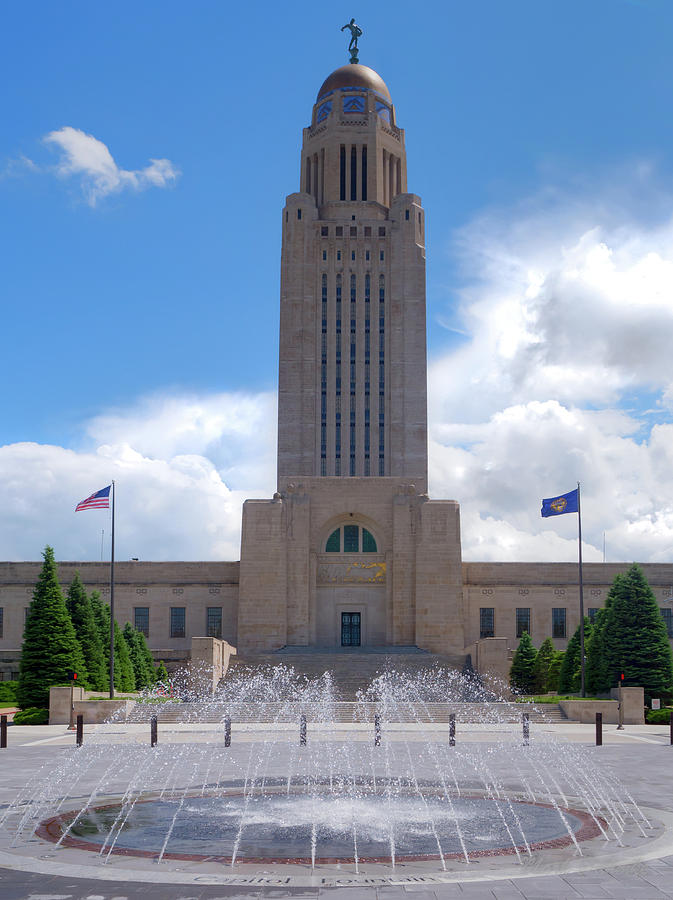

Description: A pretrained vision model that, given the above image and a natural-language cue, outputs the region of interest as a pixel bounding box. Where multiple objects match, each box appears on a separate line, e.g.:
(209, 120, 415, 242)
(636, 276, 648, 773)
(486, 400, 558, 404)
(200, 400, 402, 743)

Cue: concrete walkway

(0, 722, 672, 899)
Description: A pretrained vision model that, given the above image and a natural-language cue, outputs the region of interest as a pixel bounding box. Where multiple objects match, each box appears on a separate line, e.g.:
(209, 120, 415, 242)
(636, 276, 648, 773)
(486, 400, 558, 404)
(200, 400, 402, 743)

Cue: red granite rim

(35, 792, 607, 865)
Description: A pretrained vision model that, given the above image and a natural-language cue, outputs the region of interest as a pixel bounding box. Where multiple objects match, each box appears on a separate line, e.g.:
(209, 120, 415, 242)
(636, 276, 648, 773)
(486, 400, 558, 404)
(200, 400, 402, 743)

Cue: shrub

(13, 707, 49, 725)
(0, 680, 18, 705)
(646, 707, 673, 725)
(509, 632, 537, 694)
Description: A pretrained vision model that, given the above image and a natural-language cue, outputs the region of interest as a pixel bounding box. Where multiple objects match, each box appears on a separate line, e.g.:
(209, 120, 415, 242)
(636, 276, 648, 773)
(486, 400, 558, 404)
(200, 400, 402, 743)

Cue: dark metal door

(341, 612, 361, 646)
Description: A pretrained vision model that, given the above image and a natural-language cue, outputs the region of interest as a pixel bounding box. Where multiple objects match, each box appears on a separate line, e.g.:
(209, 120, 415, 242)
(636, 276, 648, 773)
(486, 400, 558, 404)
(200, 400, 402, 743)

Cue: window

(480, 608, 494, 639)
(365, 250, 370, 261)
(170, 607, 186, 639)
(134, 607, 149, 637)
(351, 250, 355, 261)
(380, 250, 384, 261)
(0, 607, 3, 639)
(207, 607, 222, 638)
(516, 608, 530, 639)
(322, 250, 327, 261)
(552, 608, 566, 639)
(336, 226, 343, 237)
(405, 209, 409, 220)
(337, 250, 341, 261)
(588, 607, 600, 624)
(325, 525, 377, 553)
(661, 608, 673, 638)
(321, 226, 329, 237)
(378, 227, 386, 237)
(297, 208, 302, 220)
(350, 226, 357, 237)
(364, 226, 371, 237)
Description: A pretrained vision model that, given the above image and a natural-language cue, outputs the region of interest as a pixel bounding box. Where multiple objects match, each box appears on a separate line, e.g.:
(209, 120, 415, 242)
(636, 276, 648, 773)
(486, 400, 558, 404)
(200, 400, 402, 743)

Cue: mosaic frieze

(318, 561, 386, 585)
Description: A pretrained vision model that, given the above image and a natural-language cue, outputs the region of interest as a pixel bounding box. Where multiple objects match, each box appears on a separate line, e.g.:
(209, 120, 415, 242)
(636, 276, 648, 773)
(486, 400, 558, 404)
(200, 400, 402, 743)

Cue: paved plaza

(1, 720, 673, 899)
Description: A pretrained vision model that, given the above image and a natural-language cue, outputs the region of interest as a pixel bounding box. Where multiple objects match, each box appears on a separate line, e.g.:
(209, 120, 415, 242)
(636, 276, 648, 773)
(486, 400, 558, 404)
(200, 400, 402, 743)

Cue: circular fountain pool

(39, 784, 600, 864)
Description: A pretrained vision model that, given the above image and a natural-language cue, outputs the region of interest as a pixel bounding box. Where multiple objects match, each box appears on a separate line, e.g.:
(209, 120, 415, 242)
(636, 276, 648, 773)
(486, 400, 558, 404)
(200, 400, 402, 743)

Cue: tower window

(350, 226, 357, 237)
(361, 145, 367, 201)
(326, 529, 340, 552)
(365, 250, 370, 261)
(337, 250, 341, 261)
(323, 250, 327, 261)
(336, 226, 343, 237)
(380, 250, 384, 261)
(364, 226, 371, 237)
(321, 226, 329, 237)
(351, 250, 355, 261)
(350, 145, 357, 201)
(297, 209, 302, 220)
(340, 145, 346, 201)
(378, 227, 386, 237)
(405, 209, 409, 220)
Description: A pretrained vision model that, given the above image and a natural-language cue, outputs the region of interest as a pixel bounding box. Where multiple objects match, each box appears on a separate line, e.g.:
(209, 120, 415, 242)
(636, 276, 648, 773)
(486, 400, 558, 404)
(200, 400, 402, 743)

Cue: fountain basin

(38, 783, 603, 864)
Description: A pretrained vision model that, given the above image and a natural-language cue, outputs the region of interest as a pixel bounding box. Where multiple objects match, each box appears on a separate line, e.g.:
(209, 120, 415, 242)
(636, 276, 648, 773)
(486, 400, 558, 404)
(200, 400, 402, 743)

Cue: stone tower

(277, 64, 428, 489)
(238, 58, 464, 660)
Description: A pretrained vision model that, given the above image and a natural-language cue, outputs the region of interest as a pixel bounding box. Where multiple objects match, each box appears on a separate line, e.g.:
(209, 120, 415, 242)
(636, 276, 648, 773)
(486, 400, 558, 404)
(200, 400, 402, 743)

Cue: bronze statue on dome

(341, 18, 362, 64)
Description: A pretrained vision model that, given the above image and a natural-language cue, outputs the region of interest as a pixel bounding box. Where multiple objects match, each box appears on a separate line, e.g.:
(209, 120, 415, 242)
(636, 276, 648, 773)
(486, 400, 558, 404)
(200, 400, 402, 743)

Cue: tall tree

(17, 547, 86, 709)
(66, 572, 107, 691)
(89, 591, 136, 692)
(558, 617, 593, 694)
(122, 623, 155, 690)
(546, 651, 564, 693)
(603, 564, 673, 702)
(532, 637, 556, 693)
(509, 632, 537, 694)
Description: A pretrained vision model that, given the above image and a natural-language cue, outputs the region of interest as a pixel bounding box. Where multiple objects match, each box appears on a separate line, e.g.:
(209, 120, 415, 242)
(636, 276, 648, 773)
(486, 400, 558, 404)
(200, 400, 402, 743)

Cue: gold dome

(317, 64, 391, 102)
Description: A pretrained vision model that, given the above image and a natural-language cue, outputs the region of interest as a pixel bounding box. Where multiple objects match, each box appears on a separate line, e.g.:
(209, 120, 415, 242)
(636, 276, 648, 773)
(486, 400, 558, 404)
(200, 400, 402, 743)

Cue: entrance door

(341, 612, 361, 647)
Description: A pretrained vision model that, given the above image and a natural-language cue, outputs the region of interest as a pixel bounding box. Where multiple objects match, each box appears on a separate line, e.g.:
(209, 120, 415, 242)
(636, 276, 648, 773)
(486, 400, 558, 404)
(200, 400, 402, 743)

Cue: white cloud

(0, 392, 276, 562)
(429, 175, 673, 563)
(43, 126, 179, 205)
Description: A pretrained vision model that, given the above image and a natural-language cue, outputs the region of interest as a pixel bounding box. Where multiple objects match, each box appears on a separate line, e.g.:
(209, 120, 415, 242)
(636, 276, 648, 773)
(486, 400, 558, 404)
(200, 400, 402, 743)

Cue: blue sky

(2, 0, 673, 563)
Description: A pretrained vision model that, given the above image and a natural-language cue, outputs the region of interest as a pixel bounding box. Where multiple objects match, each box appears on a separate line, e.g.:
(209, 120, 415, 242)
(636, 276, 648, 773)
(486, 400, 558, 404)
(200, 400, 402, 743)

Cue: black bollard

(374, 713, 381, 746)
(595, 711, 603, 746)
(150, 715, 158, 748)
(522, 712, 530, 747)
(0, 714, 7, 749)
(449, 713, 456, 747)
(224, 715, 231, 747)
(670, 710, 673, 746)
(300, 713, 307, 746)
(76, 714, 83, 747)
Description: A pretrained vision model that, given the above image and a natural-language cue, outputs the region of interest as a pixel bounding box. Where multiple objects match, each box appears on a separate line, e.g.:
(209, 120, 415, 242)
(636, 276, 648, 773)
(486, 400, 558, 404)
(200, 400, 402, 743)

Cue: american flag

(75, 485, 111, 512)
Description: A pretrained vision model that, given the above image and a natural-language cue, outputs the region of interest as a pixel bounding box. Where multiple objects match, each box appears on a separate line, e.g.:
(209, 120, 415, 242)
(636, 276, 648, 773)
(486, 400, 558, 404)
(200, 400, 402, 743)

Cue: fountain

(0, 665, 657, 885)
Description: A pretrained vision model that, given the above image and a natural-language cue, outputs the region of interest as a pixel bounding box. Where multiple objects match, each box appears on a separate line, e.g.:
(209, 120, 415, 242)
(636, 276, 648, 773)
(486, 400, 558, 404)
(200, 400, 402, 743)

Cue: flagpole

(577, 480, 586, 698)
(109, 480, 115, 700)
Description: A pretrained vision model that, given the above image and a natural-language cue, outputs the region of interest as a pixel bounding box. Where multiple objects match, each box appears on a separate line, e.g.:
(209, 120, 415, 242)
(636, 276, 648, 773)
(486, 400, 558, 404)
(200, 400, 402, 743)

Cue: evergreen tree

(89, 591, 135, 692)
(136, 629, 157, 684)
(66, 572, 107, 691)
(17, 547, 86, 709)
(532, 637, 556, 693)
(546, 651, 564, 693)
(122, 623, 155, 690)
(558, 617, 593, 694)
(585, 606, 611, 695)
(155, 660, 169, 683)
(114, 621, 136, 692)
(603, 564, 673, 702)
(509, 632, 537, 694)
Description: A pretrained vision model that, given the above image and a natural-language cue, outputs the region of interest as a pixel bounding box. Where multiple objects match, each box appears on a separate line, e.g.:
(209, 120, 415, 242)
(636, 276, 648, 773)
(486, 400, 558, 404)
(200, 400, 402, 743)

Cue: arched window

(325, 525, 377, 553)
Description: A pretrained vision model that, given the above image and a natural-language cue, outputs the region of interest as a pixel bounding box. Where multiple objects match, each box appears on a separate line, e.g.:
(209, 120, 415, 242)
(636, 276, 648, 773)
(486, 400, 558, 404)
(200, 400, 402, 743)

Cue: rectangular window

(0, 607, 3, 639)
(170, 607, 186, 639)
(336, 226, 343, 237)
(339, 146, 346, 200)
(364, 226, 371, 237)
(322, 250, 327, 260)
(337, 250, 341, 261)
(661, 608, 673, 638)
(344, 524, 359, 552)
(588, 607, 600, 623)
(361, 146, 367, 200)
(552, 607, 566, 639)
(350, 145, 357, 201)
(365, 250, 370, 261)
(134, 607, 149, 637)
(516, 608, 530, 639)
(321, 226, 329, 237)
(297, 208, 302, 220)
(380, 250, 384, 261)
(405, 209, 409, 220)
(480, 608, 495, 639)
(351, 250, 355, 261)
(378, 227, 386, 237)
(350, 226, 357, 237)
(206, 607, 222, 638)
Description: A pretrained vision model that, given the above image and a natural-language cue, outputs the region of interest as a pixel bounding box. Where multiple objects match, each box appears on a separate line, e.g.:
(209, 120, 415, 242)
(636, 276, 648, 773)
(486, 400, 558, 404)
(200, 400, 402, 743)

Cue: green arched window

(325, 525, 377, 553)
